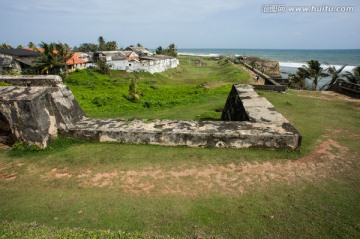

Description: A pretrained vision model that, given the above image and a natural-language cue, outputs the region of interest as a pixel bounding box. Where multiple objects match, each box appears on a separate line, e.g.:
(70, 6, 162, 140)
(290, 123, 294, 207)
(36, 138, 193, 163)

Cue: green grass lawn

(63, 56, 251, 119)
(0, 56, 360, 238)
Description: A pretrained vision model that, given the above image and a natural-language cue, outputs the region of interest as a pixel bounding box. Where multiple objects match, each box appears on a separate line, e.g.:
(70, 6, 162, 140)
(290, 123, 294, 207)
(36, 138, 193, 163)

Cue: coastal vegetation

(73, 36, 118, 52)
(343, 65, 360, 84)
(321, 64, 347, 90)
(155, 43, 178, 57)
(288, 60, 359, 91)
(1, 55, 359, 238)
(34, 42, 73, 75)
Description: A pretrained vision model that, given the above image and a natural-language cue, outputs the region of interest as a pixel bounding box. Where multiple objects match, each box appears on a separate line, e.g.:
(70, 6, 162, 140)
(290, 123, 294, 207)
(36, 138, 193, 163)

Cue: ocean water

(178, 49, 360, 79)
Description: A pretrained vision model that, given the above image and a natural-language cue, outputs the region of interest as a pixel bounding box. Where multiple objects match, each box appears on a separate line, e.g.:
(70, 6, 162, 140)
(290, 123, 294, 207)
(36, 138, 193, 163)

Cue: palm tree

(55, 43, 73, 77)
(34, 42, 72, 75)
(105, 41, 117, 51)
(288, 67, 308, 90)
(343, 66, 360, 84)
(35, 42, 60, 74)
(27, 42, 36, 48)
(155, 46, 163, 55)
(167, 43, 177, 57)
(0, 43, 12, 49)
(98, 36, 106, 51)
(299, 60, 329, 91)
(321, 64, 347, 90)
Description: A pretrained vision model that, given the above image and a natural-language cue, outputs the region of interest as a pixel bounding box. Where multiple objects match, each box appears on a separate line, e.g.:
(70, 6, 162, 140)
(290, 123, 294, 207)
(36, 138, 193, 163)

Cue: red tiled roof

(66, 55, 86, 65)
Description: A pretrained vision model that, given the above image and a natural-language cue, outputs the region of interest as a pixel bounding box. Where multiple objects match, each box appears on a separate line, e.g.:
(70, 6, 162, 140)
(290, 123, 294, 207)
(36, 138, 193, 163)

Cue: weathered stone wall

(252, 84, 287, 92)
(221, 85, 301, 149)
(0, 75, 63, 87)
(0, 111, 14, 145)
(67, 85, 301, 150)
(0, 76, 301, 150)
(242, 56, 281, 78)
(0, 54, 21, 71)
(0, 76, 85, 148)
(67, 117, 301, 150)
(221, 85, 249, 121)
(240, 60, 287, 92)
(330, 80, 360, 98)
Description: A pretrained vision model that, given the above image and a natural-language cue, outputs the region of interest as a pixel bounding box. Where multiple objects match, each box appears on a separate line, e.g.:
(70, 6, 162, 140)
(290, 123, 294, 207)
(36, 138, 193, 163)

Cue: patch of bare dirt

(16, 137, 351, 197)
(298, 140, 348, 163)
(42, 168, 72, 179)
(78, 171, 118, 188)
(61, 139, 351, 196)
(294, 90, 360, 104)
(0, 164, 18, 181)
(321, 91, 360, 103)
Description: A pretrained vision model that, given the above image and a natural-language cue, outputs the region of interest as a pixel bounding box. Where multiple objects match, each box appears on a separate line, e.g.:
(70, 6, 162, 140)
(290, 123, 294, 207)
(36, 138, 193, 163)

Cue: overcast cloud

(1, 0, 359, 49)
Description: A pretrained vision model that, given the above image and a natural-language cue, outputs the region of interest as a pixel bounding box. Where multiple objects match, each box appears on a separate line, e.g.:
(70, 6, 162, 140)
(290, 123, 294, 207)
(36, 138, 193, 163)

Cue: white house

(94, 47, 179, 73)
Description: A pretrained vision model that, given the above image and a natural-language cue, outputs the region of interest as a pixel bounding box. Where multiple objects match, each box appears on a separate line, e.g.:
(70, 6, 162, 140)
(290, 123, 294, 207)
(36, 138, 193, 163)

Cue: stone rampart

(0, 76, 85, 148)
(0, 75, 63, 87)
(68, 85, 301, 150)
(0, 76, 301, 150)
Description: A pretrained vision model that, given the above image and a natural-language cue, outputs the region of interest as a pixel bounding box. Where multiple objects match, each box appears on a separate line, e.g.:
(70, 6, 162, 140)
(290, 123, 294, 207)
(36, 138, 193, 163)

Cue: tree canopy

(73, 36, 118, 52)
(343, 66, 360, 84)
(155, 43, 178, 57)
(34, 42, 73, 75)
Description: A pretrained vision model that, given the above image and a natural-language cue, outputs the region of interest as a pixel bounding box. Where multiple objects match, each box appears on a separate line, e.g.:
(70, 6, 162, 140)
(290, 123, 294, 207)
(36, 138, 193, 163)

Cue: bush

(128, 79, 139, 101)
(10, 141, 43, 155)
(0, 69, 20, 75)
(97, 59, 111, 75)
(91, 96, 112, 107)
(0, 82, 12, 86)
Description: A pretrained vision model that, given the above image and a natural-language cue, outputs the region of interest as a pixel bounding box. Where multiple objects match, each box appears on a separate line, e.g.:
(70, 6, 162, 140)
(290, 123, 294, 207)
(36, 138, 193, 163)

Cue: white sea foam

(279, 62, 356, 71)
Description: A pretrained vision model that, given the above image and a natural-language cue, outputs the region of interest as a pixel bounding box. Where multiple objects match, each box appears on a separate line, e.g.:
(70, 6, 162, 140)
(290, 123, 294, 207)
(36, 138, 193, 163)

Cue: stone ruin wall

(243, 56, 282, 78)
(0, 75, 85, 148)
(0, 75, 301, 150)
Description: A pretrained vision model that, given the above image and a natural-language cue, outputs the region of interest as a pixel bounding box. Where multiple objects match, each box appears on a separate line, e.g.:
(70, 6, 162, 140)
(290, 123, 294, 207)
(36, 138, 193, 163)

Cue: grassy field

(63, 56, 251, 119)
(0, 56, 360, 238)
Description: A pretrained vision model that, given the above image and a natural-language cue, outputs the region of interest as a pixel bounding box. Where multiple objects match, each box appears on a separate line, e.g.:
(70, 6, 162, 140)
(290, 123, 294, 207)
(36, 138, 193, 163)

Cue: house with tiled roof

(66, 52, 92, 72)
(0, 48, 94, 73)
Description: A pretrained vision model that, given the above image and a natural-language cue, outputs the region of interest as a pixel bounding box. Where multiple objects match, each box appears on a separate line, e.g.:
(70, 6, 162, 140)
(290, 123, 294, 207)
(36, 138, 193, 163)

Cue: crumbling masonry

(0, 75, 301, 150)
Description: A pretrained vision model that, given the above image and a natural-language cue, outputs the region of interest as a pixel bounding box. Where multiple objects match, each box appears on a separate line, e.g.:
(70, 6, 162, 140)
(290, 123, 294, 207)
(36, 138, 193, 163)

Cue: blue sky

(1, 0, 359, 49)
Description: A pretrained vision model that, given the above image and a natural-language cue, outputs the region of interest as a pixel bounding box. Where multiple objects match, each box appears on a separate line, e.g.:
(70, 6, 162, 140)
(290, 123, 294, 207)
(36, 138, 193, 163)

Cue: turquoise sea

(177, 49, 360, 79)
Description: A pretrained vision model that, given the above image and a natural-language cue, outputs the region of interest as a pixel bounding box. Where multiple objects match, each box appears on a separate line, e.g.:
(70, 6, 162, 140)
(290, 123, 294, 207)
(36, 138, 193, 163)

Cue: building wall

(107, 58, 179, 74)
(0, 54, 22, 71)
(68, 63, 88, 72)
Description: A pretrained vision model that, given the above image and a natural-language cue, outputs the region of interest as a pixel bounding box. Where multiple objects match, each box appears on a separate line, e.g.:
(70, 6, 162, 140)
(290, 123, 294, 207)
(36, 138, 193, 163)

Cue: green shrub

(0, 82, 12, 86)
(10, 141, 43, 155)
(97, 59, 111, 75)
(128, 79, 139, 101)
